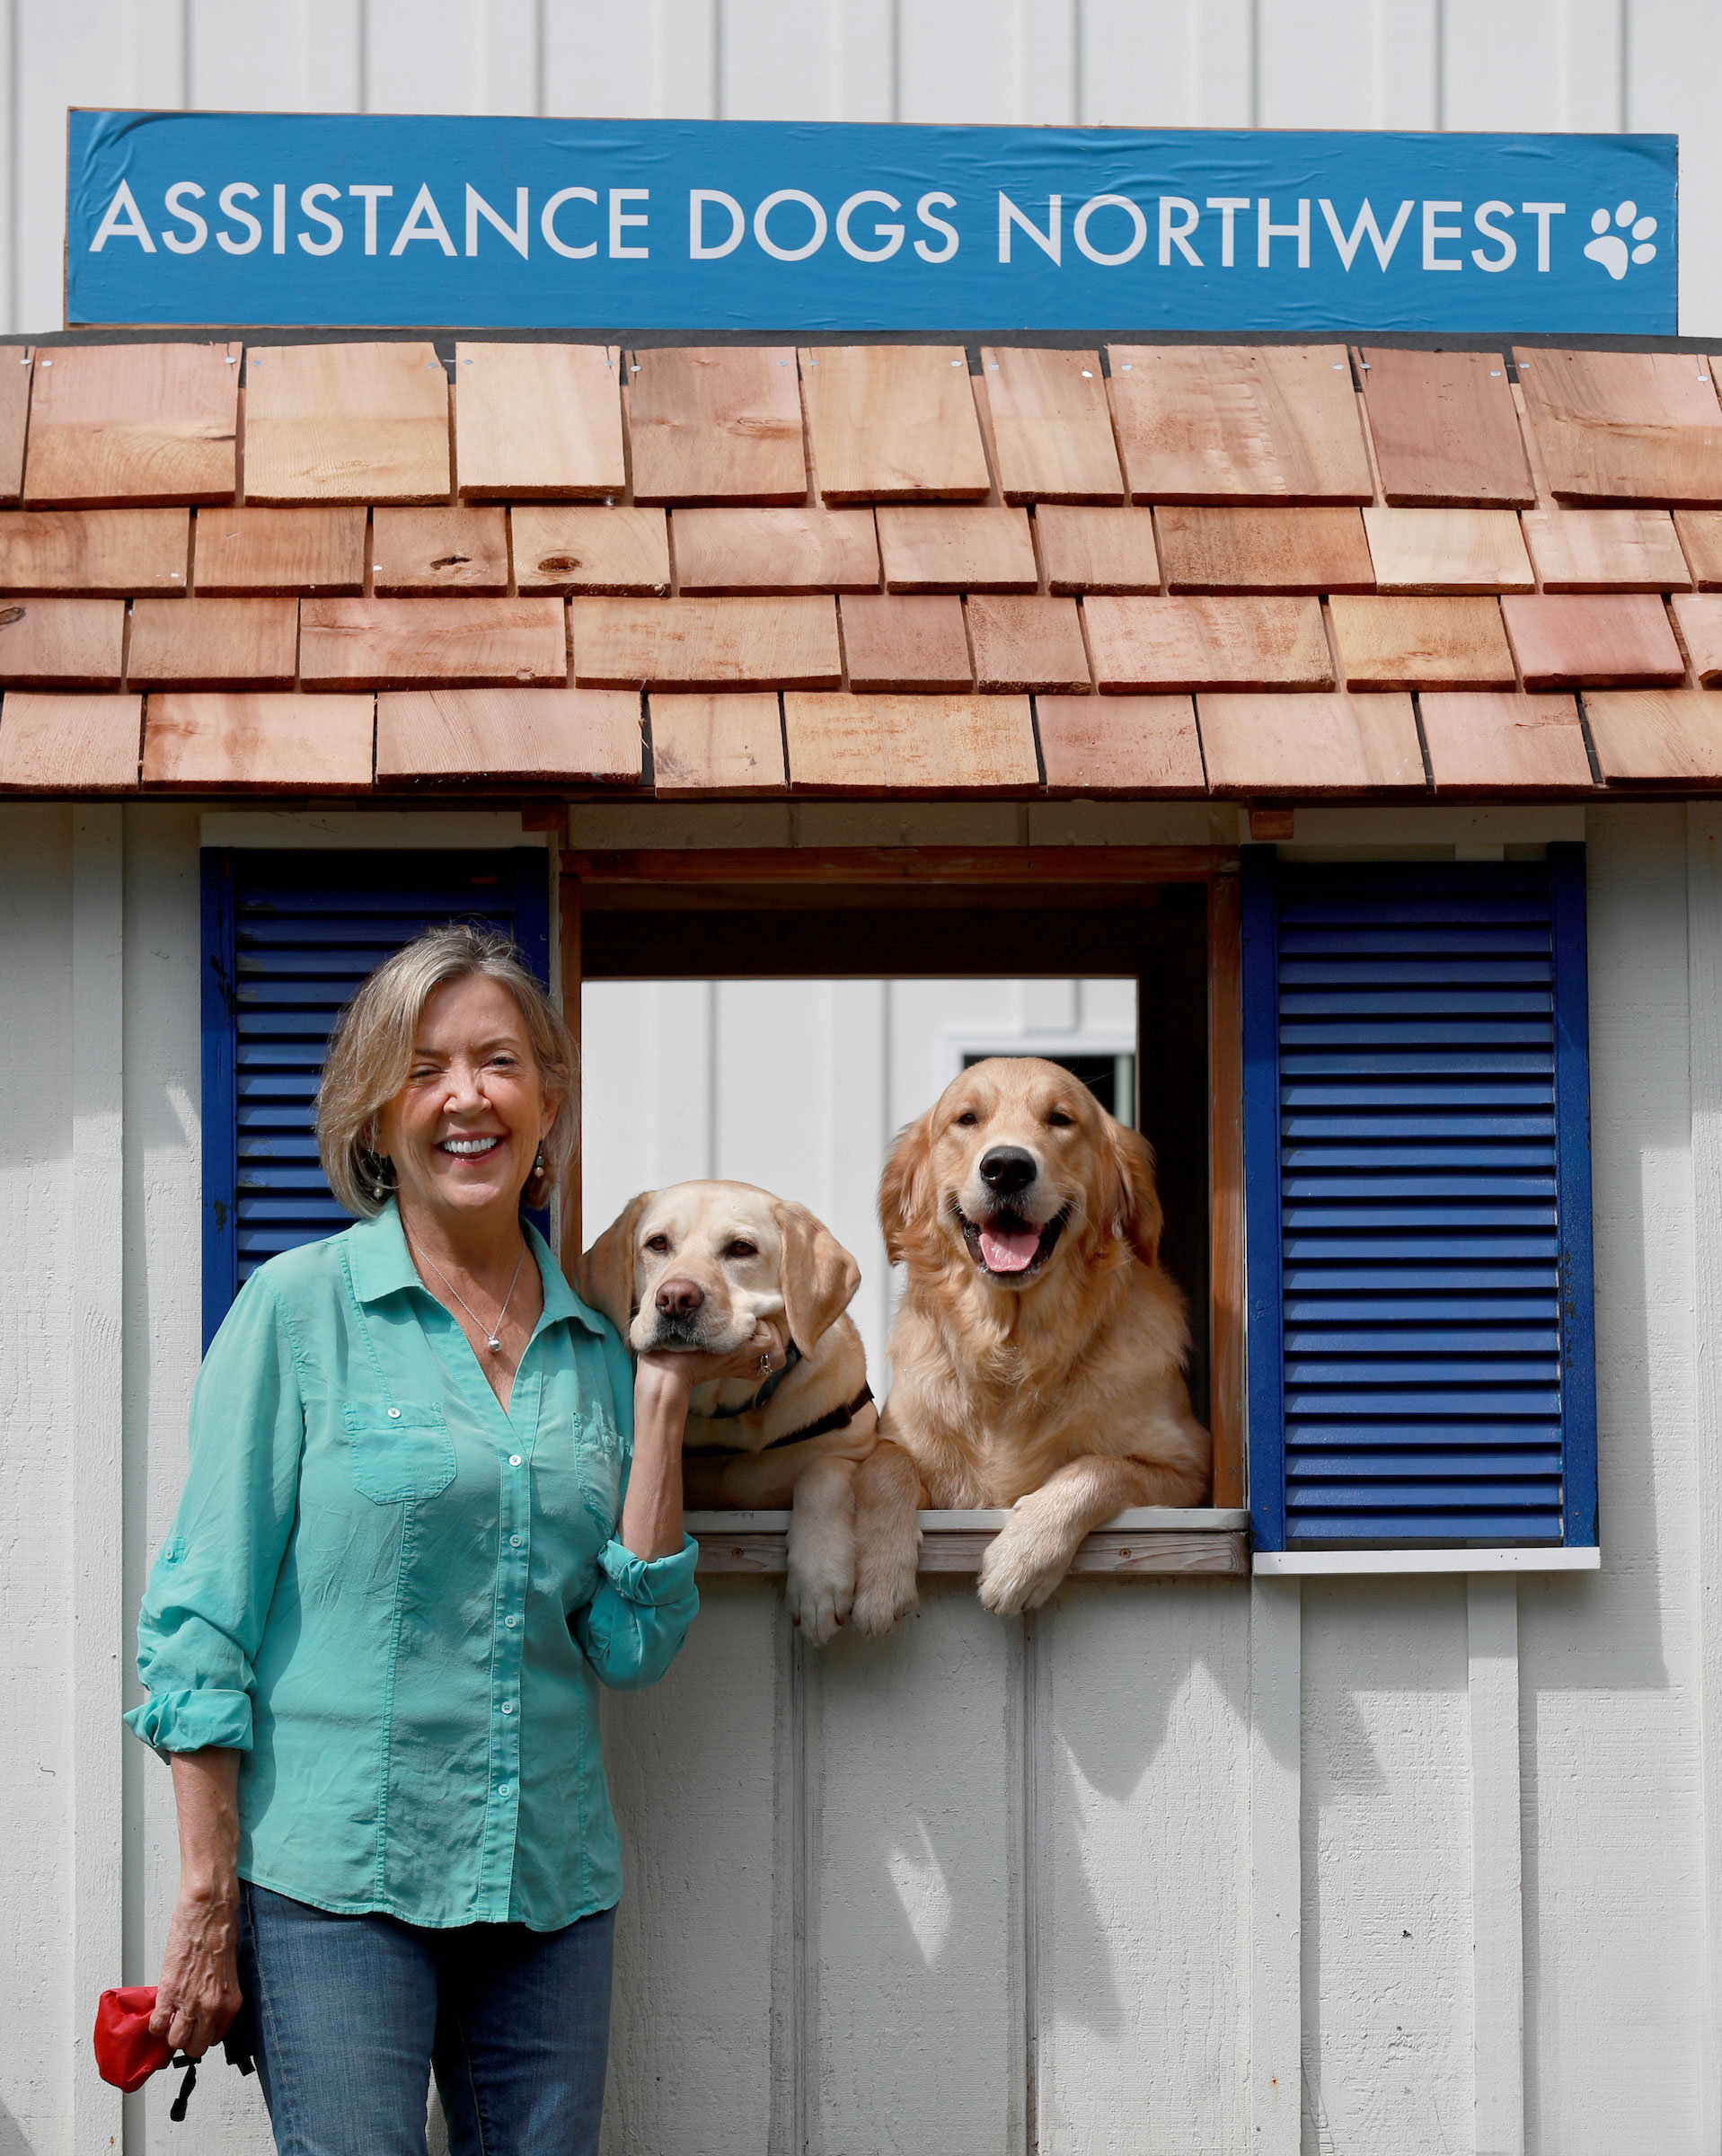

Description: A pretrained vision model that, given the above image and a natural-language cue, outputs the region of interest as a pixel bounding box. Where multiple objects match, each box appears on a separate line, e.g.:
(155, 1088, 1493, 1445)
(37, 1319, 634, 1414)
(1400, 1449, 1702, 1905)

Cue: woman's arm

(621, 1321, 787, 1560)
(150, 1749, 243, 2057)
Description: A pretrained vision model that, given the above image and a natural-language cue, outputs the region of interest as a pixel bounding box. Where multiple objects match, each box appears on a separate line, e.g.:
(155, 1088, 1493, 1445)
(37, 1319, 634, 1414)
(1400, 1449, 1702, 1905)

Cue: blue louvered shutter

(1241, 846, 1597, 1552)
(201, 848, 551, 1348)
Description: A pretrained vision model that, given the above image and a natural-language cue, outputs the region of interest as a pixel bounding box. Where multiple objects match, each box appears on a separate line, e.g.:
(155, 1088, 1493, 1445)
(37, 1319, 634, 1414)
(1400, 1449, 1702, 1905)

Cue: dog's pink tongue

(979, 1223, 1039, 1272)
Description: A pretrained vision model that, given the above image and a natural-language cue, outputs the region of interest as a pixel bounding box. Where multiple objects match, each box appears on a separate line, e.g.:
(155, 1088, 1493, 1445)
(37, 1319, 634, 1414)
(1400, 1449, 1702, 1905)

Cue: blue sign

(66, 110, 1676, 335)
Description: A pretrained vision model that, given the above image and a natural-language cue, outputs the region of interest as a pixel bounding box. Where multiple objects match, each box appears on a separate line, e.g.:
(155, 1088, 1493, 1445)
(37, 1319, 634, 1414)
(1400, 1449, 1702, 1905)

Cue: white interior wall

(4, 0, 1718, 335)
(580, 976, 1136, 1378)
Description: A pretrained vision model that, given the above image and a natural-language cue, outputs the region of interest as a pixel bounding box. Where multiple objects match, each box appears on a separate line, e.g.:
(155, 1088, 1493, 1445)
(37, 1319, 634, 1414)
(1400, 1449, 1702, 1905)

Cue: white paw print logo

(1585, 200, 1658, 281)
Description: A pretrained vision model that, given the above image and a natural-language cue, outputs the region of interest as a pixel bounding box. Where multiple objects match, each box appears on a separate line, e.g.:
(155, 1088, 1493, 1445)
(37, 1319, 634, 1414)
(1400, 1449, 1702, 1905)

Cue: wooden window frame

(559, 845, 1246, 1511)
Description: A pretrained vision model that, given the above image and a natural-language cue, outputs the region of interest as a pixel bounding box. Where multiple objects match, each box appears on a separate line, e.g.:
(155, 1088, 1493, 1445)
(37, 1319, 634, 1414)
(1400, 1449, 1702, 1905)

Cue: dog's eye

(1047, 1109, 1074, 1127)
(644, 1233, 671, 1255)
(955, 1109, 978, 1127)
(724, 1240, 758, 1259)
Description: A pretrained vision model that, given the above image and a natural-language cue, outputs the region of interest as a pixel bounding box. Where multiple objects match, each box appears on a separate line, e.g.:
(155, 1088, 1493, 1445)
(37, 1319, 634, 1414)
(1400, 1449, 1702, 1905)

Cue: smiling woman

(126, 920, 788, 2156)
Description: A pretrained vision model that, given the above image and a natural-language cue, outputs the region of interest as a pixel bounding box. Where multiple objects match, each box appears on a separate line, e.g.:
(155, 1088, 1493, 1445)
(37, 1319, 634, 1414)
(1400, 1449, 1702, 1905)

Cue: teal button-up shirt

(127, 1202, 697, 1931)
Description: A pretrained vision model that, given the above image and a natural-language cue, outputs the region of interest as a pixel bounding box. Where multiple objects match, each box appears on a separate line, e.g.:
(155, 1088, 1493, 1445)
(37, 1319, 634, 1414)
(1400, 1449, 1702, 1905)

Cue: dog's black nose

(979, 1146, 1038, 1196)
(655, 1277, 704, 1317)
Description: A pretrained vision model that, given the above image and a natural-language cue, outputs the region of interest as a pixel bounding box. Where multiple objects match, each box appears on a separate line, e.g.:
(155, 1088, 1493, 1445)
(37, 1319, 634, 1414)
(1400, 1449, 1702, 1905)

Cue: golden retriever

(852, 1056, 1210, 1629)
(577, 1182, 878, 1642)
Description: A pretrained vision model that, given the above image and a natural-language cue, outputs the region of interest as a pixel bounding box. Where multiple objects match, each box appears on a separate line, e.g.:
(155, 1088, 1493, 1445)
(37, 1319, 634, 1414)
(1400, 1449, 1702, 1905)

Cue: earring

(533, 1146, 546, 1180)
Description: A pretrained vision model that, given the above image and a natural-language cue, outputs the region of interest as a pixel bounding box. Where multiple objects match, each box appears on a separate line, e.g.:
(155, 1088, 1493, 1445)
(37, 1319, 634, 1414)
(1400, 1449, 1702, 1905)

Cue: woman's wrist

(180, 1868, 239, 1905)
(635, 1351, 697, 1407)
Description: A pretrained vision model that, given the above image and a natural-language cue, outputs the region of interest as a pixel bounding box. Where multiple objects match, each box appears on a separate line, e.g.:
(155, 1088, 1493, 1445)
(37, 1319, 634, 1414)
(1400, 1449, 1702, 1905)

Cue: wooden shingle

(1084, 596, 1333, 693)
(980, 348, 1125, 503)
(0, 693, 141, 790)
(194, 506, 366, 596)
(1362, 508, 1533, 594)
(629, 347, 807, 506)
(1513, 349, 1722, 505)
(300, 597, 567, 690)
(371, 507, 509, 596)
(245, 343, 450, 505)
(967, 596, 1091, 693)
(1672, 596, 1722, 685)
(127, 598, 299, 690)
(1674, 511, 1722, 590)
(1197, 692, 1425, 794)
(877, 506, 1038, 593)
(1035, 694, 1205, 792)
(24, 343, 240, 506)
(571, 596, 840, 691)
(1329, 596, 1515, 691)
(0, 598, 125, 687)
(783, 692, 1038, 791)
(0, 509, 190, 596)
(1521, 509, 1691, 592)
(1107, 345, 1373, 504)
(649, 693, 788, 793)
(1356, 348, 1534, 506)
(800, 346, 990, 503)
(454, 343, 624, 499)
(672, 508, 879, 595)
(1419, 692, 1594, 791)
(1034, 507, 1160, 594)
(1585, 689, 1722, 782)
(143, 692, 374, 790)
(839, 595, 973, 692)
(375, 688, 641, 783)
(1500, 594, 1684, 690)
(0, 350, 31, 502)
(511, 507, 669, 596)
(1155, 506, 1373, 593)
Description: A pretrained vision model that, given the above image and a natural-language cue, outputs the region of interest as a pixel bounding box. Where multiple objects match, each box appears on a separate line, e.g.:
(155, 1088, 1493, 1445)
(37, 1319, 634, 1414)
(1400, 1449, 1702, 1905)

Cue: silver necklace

(410, 1234, 528, 1355)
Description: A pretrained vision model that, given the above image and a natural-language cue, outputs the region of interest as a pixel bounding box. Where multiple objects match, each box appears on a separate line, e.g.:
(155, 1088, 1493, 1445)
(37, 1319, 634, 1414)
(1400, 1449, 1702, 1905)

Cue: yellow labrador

(577, 1181, 877, 1643)
(852, 1056, 1210, 1630)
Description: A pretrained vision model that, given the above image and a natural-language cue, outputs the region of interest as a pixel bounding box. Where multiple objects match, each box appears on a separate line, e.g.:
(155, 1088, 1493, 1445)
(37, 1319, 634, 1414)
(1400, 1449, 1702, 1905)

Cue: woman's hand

(152, 1749, 243, 2057)
(623, 1321, 788, 1560)
(152, 1882, 242, 2057)
(637, 1317, 789, 1400)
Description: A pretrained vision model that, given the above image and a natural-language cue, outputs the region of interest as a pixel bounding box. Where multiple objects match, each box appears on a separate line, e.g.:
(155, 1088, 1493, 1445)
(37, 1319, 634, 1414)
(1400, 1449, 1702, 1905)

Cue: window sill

(688, 1507, 1250, 1579)
(1253, 1546, 1601, 1577)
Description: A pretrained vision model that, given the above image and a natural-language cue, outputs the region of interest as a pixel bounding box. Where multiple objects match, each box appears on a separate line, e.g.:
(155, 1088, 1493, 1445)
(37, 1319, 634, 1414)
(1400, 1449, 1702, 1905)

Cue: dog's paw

(977, 1522, 1069, 1616)
(849, 1560, 919, 1635)
(786, 1560, 852, 1648)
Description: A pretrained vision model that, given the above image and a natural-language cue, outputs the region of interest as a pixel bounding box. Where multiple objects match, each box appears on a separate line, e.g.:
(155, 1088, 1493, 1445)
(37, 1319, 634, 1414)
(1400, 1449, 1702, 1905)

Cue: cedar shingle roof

(4, 335, 1722, 798)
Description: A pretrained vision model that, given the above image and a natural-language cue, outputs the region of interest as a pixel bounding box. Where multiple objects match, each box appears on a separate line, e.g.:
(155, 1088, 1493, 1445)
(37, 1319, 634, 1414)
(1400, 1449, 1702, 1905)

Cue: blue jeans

(238, 1883, 615, 2156)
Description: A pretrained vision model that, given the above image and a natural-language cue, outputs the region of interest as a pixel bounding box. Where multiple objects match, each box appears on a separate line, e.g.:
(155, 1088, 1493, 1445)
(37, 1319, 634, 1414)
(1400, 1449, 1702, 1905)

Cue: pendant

(487, 1335, 502, 1354)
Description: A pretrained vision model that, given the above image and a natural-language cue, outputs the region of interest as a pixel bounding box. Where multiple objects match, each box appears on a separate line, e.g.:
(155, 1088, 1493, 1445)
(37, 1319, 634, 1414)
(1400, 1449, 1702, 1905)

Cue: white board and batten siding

(1, 795, 1719, 2155)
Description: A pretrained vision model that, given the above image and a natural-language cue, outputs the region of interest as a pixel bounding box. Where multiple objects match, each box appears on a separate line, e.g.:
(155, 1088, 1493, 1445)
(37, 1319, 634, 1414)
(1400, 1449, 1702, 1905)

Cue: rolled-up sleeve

(570, 1533, 700, 1691)
(125, 1276, 306, 1758)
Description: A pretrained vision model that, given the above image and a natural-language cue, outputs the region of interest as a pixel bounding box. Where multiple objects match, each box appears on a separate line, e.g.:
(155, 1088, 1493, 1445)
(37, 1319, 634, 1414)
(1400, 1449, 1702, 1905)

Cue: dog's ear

(574, 1191, 652, 1335)
(1104, 1126, 1164, 1269)
(879, 1110, 936, 1265)
(772, 1199, 861, 1351)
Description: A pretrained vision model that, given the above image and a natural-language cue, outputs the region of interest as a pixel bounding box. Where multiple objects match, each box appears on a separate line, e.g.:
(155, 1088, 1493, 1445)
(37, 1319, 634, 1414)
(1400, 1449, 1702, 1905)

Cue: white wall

(5, 800, 1717, 2154)
(4, 0, 1719, 334)
(581, 976, 1136, 1378)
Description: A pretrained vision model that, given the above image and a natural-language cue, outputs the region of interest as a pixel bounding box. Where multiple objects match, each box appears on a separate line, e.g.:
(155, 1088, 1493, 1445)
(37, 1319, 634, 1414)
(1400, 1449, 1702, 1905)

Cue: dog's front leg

(785, 1455, 859, 1646)
(849, 1441, 923, 1634)
(978, 1455, 1161, 1616)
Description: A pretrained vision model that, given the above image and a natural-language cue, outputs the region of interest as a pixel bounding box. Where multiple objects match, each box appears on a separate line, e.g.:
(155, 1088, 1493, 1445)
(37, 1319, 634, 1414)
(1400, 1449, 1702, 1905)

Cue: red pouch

(93, 1986, 174, 2093)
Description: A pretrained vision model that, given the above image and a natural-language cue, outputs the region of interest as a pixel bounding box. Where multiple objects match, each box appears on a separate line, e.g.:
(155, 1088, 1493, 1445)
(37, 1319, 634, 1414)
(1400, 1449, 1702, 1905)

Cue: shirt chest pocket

(342, 1402, 457, 1505)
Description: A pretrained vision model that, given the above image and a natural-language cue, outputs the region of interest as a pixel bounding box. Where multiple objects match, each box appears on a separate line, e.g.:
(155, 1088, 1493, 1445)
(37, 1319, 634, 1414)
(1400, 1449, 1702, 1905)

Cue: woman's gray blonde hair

(315, 923, 577, 1219)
